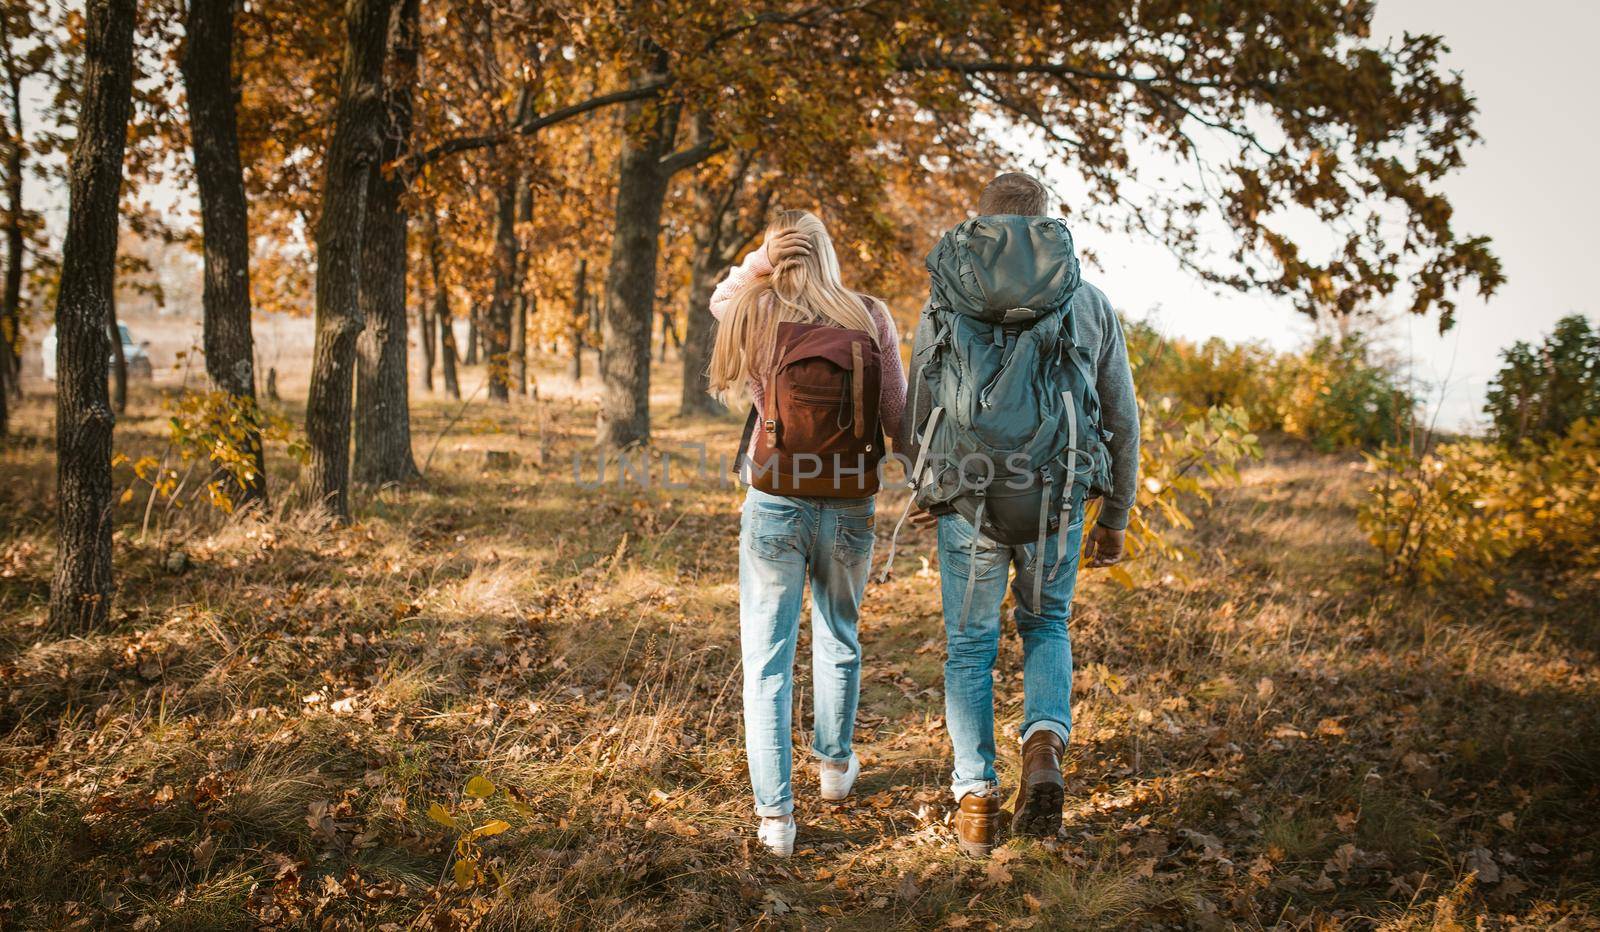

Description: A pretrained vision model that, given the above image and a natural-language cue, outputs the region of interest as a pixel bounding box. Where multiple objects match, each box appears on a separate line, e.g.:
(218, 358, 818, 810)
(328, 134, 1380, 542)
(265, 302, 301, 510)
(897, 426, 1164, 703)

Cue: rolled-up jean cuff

(951, 778, 998, 803)
(810, 747, 853, 763)
(1022, 719, 1070, 746)
(754, 800, 793, 818)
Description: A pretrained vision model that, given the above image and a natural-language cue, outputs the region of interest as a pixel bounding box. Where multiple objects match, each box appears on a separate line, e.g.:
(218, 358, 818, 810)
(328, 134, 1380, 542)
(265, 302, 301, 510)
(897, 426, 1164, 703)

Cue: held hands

(763, 230, 812, 271)
(1083, 523, 1126, 567)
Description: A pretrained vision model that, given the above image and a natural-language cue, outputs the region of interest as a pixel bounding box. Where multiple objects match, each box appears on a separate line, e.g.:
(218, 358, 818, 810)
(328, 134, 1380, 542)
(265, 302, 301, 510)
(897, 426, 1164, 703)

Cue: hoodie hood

(926, 215, 1081, 324)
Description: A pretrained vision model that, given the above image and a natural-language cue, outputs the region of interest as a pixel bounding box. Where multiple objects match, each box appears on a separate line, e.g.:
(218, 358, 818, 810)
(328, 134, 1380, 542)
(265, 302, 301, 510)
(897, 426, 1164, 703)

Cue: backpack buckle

(762, 418, 777, 437)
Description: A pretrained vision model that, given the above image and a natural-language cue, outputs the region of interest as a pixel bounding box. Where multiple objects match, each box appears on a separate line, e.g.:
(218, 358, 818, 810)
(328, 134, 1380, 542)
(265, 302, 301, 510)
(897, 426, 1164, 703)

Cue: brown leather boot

(955, 792, 1002, 857)
(1012, 730, 1065, 838)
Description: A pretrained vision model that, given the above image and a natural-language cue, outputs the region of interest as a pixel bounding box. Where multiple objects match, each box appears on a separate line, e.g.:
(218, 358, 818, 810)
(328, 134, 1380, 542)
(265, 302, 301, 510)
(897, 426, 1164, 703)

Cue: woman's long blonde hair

(707, 209, 880, 402)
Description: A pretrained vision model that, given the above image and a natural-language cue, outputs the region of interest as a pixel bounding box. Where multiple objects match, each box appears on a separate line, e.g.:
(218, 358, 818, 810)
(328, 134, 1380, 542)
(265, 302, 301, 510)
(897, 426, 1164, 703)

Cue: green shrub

(1484, 313, 1600, 445)
(1359, 419, 1600, 588)
(1125, 321, 1413, 451)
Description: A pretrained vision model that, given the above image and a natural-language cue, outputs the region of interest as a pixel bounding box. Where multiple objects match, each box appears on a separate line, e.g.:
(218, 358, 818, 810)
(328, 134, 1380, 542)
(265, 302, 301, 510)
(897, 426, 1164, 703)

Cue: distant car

(41, 323, 153, 382)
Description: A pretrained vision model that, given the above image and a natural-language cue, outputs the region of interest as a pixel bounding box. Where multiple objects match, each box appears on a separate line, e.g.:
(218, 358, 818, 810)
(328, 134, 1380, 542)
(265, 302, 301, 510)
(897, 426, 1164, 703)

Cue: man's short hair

(978, 172, 1049, 216)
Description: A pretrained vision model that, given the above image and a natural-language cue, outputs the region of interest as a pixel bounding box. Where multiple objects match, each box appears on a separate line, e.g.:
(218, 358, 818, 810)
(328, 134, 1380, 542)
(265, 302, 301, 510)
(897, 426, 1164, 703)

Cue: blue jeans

(739, 487, 876, 817)
(938, 505, 1085, 801)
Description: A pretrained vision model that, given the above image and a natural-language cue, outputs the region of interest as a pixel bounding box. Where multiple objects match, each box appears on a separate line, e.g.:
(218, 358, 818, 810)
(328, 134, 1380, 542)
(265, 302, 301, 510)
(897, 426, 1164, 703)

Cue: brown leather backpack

(737, 303, 884, 498)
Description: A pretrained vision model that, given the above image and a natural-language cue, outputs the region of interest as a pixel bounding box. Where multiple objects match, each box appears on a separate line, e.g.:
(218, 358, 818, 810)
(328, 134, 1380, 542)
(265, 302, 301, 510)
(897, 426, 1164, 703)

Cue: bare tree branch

(397, 79, 669, 179)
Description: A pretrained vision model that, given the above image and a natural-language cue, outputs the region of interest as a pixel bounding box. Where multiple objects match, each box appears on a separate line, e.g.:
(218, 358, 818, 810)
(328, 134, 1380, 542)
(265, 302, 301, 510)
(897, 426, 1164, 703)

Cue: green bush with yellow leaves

(1125, 321, 1413, 452)
(1359, 419, 1600, 589)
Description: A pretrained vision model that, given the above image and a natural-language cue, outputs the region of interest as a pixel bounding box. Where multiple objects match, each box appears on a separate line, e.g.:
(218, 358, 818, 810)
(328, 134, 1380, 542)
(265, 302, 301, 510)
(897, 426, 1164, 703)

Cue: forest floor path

(1, 370, 1595, 929)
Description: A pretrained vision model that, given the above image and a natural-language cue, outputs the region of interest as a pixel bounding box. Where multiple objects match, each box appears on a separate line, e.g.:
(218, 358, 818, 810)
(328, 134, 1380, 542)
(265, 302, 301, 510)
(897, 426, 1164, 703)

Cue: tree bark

(50, 0, 136, 633)
(598, 90, 676, 448)
(419, 273, 435, 392)
(681, 245, 724, 415)
(437, 293, 459, 398)
(1, 69, 24, 432)
(304, 0, 395, 521)
(464, 307, 478, 365)
(657, 311, 675, 363)
(508, 173, 531, 396)
(485, 177, 516, 402)
(570, 257, 586, 383)
(353, 0, 420, 486)
(511, 286, 528, 394)
(106, 301, 126, 413)
(180, 0, 266, 505)
(425, 207, 460, 400)
(681, 149, 763, 416)
(2, 40, 25, 403)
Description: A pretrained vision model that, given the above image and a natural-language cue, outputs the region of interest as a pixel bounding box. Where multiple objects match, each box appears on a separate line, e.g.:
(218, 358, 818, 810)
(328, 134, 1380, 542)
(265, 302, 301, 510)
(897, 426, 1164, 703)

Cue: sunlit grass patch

(2, 374, 1597, 928)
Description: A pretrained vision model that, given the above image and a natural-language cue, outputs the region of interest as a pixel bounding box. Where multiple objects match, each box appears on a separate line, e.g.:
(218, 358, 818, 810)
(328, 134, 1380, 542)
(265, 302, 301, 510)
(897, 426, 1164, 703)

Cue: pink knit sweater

(709, 245, 907, 453)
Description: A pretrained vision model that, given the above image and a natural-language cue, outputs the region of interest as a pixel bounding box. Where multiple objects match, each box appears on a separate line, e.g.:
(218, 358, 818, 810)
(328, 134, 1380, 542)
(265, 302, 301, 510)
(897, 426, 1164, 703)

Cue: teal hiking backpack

(881, 215, 1114, 624)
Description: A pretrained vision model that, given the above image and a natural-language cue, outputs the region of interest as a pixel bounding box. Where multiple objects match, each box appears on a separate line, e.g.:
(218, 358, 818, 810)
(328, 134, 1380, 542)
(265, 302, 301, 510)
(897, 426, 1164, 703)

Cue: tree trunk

(681, 148, 762, 416)
(351, 165, 420, 482)
(681, 242, 724, 415)
(1, 70, 25, 432)
(49, 0, 136, 633)
(511, 287, 528, 395)
(0, 309, 7, 436)
(419, 276, 435, 392)
(570, 257, 586, 383)
(598, 93, 676, 448)
(303, 0, 395, 521)
(425, 209, 461, 400)
(106, 301, 126, 413)
(180, 0, 266, 505)
(438, 294, 459, 398)
(464, 308, 479, 365)
(3, 70, 23, 400)
(484, 177, 516, 402)
(508, 172, 532, 396)
(657, 311, 673, 363)
(353, 0, 420, 486)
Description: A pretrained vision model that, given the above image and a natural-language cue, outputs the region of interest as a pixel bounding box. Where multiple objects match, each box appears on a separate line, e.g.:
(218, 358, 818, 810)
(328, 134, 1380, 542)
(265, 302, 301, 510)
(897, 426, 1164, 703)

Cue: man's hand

(1084, 523, 1125, 567)
(764, 230, 811, 269)
(910, 507, 939, 529)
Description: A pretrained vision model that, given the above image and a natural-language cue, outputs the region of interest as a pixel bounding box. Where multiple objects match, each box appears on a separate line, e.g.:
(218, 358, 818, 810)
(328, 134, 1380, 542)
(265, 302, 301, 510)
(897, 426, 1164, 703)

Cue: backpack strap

(903, 309, 948, 447)
(876, 404, 944, 583)
(1049, 391, 1078, 582)
(734, 405, 758, 478)
(957, 492, 987, 633)
(850, 342, 866, 439)
(1031, 466, 1052, 612)
(763, 334, 789, 448)
(1061, 306, 1104, 429)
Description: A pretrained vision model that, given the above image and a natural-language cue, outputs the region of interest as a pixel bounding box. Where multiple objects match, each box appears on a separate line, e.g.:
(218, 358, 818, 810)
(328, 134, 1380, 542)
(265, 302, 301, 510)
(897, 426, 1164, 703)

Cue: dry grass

(1, 358, 1597, 930)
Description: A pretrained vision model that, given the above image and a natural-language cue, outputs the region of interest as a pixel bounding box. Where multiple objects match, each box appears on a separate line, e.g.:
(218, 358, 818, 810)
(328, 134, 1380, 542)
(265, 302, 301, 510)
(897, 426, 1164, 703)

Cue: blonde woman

(708, 210, 906, 855)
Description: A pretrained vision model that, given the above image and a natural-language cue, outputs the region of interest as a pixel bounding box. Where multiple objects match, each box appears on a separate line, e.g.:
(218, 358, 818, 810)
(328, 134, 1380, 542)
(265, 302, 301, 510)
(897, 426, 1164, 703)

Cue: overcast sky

(1062, 0, 1599, 430)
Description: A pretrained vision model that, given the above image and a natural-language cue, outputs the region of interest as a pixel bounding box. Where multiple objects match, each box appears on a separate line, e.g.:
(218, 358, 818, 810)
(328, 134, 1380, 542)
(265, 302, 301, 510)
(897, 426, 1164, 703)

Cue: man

(901, 171, 1139, 856)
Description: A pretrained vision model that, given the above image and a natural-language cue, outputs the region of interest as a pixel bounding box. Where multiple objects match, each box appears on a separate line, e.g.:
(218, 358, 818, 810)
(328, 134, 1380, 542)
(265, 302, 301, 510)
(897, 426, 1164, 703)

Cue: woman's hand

(764, 230, 812, 270)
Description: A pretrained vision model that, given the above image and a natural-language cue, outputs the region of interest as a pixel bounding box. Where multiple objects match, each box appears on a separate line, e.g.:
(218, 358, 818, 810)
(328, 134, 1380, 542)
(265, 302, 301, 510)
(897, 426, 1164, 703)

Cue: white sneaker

(819, 753, 860, 801)
(758, 815, 796, 856)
